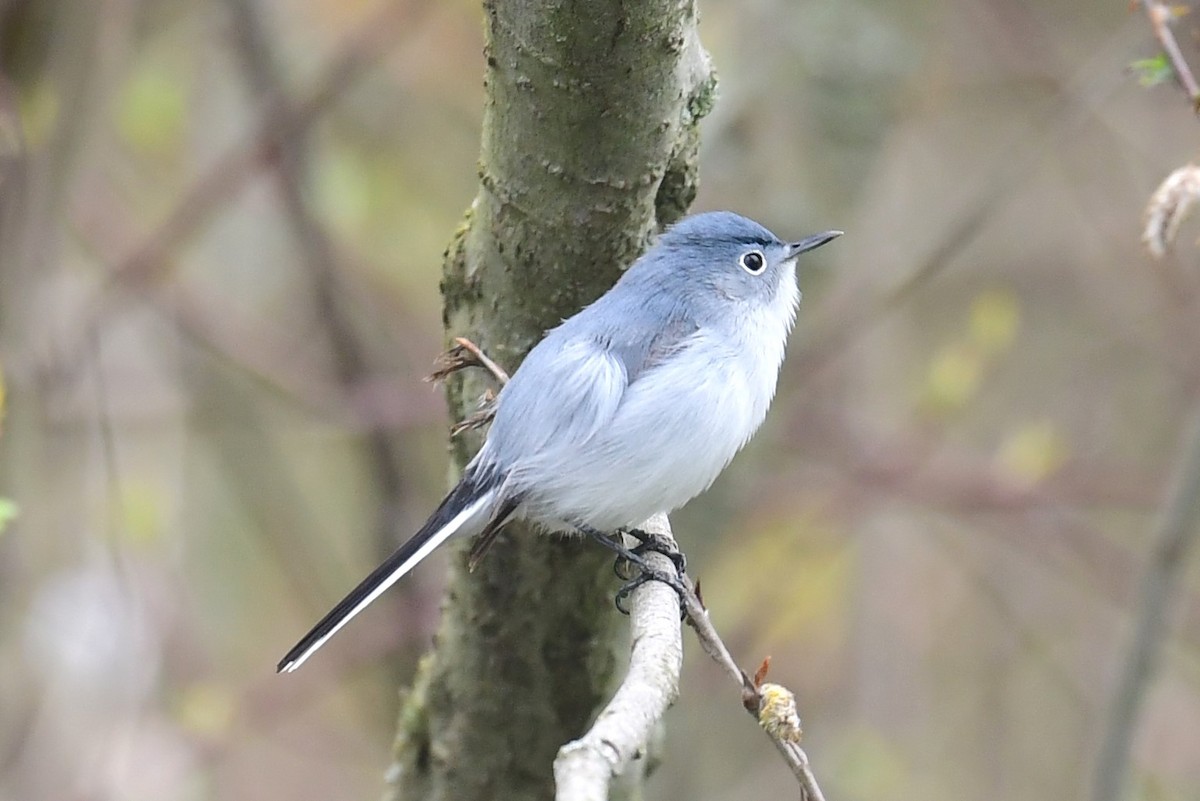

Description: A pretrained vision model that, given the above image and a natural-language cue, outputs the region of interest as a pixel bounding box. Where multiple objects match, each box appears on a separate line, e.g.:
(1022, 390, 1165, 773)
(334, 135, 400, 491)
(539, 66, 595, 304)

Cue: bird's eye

(739, 250, 766, 275)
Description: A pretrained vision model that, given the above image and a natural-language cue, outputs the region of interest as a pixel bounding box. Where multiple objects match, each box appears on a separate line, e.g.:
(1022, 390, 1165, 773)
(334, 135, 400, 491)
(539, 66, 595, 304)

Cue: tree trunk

(385, 3, 714, 800)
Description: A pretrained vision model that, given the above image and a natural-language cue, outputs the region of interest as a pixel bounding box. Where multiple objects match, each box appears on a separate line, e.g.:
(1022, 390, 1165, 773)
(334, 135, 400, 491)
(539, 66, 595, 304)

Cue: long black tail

(277, 471, 500, 673)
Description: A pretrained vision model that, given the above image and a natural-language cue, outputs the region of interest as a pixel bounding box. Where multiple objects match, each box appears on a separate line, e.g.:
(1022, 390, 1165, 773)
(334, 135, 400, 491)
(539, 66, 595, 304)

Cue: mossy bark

(386, 3, 714, 800)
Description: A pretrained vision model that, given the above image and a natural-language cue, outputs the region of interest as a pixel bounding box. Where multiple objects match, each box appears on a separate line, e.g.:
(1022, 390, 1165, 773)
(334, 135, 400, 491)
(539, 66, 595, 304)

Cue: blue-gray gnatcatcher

(278, 211, 841, 672)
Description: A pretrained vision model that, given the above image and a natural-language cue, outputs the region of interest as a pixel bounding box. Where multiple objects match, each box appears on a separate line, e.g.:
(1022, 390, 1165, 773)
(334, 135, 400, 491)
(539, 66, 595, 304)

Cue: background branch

(1088, 10, 1200, 801)
(1138, 0, 1200, 110)
(1090, 405, 1200, 801)
(29, 0, 426, 391)
(219, 0, 410, 559)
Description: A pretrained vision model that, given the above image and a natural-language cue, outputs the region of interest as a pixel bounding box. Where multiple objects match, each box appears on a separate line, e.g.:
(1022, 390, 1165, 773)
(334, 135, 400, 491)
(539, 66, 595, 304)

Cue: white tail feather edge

(280, 492, 493, 672)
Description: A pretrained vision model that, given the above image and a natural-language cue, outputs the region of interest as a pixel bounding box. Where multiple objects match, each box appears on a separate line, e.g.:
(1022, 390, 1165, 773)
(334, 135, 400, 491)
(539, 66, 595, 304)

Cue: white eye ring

(739, 250, 766, 275)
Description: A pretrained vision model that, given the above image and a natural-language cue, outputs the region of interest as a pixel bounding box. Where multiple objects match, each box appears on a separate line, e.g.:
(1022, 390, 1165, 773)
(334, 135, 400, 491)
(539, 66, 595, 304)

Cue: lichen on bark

(386, 3, 714, 800)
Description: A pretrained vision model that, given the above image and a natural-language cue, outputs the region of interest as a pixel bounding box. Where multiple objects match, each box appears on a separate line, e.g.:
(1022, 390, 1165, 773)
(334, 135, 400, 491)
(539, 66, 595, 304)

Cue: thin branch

(1090, 403, 1200, 801)
(427, 337, 508, 435)
(679, 574, 826, 801)
(444, 338, 513, 383)
(428, 337, 511, 385)
(554, 514, 683, 801)
(1139, 0, 1200, 111)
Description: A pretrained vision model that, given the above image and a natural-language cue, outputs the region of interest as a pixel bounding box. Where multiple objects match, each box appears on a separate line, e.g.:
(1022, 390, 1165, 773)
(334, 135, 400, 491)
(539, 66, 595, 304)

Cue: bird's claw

(574, 523, 687, 617)
(623, 527, 687, 574)
(612, 527, 687, 617)
(613, 565, 687, 616)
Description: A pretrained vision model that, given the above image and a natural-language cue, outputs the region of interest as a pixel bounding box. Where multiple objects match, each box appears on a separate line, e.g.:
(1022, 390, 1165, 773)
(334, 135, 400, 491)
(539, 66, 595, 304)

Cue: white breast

(524, 262, 800, 531)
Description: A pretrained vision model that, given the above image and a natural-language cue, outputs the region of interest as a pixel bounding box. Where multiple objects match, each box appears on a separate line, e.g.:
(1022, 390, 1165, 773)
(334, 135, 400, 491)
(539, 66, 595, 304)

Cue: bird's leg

(606, 529, 686, 581)
(614, 527, 688, 615)
(575, 524, 686, 615)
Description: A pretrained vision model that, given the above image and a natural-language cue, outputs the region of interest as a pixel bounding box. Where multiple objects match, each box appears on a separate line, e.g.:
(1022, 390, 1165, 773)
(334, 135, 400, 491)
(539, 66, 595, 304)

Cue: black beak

(786, 230, 843, 259)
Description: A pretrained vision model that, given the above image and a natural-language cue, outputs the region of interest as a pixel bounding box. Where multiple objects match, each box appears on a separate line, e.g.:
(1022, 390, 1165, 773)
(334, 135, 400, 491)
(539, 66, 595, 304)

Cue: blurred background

(2, 0, 1199, 799)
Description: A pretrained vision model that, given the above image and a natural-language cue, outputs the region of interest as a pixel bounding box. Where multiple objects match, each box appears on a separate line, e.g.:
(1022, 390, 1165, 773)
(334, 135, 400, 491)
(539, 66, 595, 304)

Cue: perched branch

(555, 523, 827, 801)
(554, 514, 683, 801)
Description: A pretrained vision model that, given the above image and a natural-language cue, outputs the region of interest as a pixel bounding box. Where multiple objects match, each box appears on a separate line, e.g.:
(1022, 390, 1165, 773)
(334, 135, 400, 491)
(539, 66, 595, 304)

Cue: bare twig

(1091, 404, 1200, 801)
(554, 514, 683, 801)
(428, 336, 512, 385)
(427, 337, 509, 435)
(1139, 0, 1200, 111)
(678, 572, 826, 801)
(1093, 12, 1200, 800)
(447, 396, 498, 437)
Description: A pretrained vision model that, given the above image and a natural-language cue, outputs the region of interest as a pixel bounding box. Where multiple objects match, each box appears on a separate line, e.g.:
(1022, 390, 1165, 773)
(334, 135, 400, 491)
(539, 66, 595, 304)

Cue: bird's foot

(575, 524, 687, 616)
(612, 565, 687, 616)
